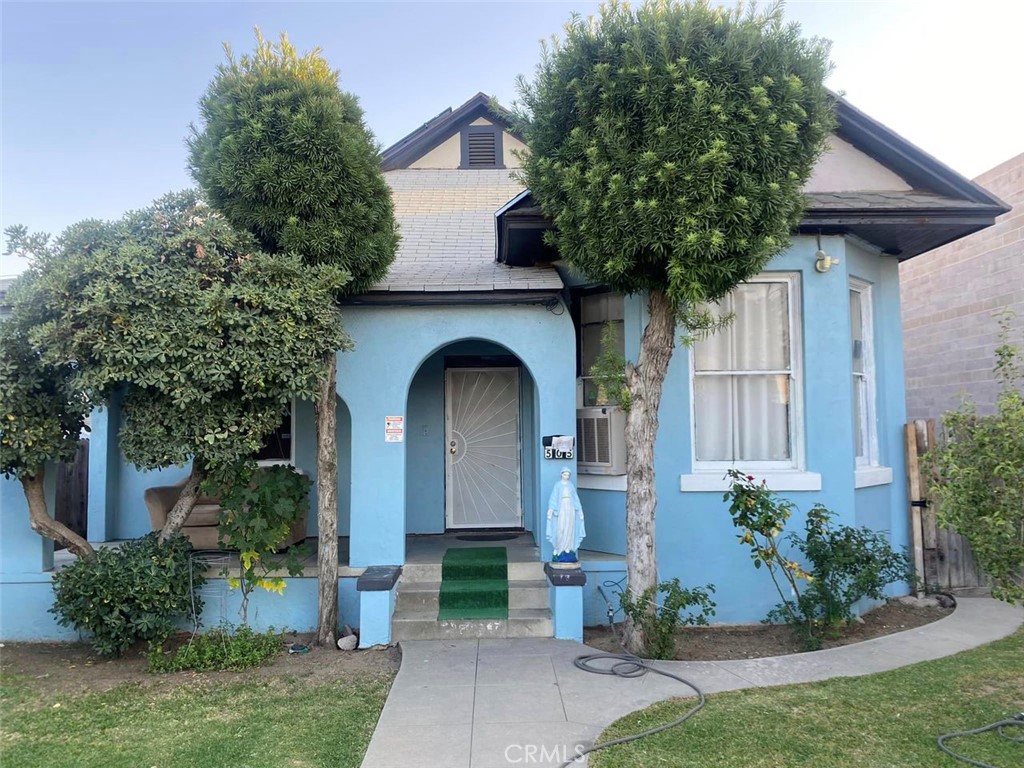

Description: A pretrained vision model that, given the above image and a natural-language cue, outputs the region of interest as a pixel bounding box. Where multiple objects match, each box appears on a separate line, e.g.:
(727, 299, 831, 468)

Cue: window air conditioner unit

(576, 406, 627, 476)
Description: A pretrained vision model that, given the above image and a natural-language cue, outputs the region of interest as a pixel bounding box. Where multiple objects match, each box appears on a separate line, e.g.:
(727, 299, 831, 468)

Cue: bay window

(850, 278, 878, 467)
(691, 274, 802, 470)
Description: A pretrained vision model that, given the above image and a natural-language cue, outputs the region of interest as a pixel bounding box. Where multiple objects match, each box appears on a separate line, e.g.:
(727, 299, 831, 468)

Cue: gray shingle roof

(376, 169, 563, 292)
(805, 191, 998, 211)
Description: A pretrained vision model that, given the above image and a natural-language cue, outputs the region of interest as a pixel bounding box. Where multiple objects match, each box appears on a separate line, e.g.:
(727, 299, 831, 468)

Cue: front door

(445, 367, 522, 528)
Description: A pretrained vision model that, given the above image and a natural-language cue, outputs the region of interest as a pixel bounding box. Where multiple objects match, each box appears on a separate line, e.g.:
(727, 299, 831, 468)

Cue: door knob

(450, 446, 457, 454)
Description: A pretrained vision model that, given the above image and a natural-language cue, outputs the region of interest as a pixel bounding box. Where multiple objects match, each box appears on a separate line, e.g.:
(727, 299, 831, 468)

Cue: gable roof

(380, 92, 522, 172)
(370, 91, 1011, 298)
(794, 95, 1009, 258)
(830, 96, 1005, 209)
(496, 94, 1009, 261)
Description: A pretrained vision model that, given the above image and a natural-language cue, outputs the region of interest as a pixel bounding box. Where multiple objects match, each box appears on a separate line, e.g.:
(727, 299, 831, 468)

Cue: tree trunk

(621, 289, 677, 655)
(22, 468, 95, 558)
(315, 352, 339, 647)
(158, 461, 205, 543)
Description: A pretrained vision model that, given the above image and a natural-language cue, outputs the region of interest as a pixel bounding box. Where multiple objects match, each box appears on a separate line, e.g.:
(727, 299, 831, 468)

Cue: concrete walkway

(360, 598, 1023, 768)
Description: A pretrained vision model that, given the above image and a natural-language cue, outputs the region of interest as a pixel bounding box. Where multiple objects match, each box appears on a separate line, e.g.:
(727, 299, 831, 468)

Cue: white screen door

(445, 367, 522, 528)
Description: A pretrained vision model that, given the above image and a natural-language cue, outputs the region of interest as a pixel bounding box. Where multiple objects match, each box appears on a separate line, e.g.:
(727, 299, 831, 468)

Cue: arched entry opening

(405, 339, 539, 537)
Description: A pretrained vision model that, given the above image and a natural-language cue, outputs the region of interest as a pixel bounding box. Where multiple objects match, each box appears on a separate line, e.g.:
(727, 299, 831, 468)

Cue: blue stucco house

(0, 93, 1008, 644)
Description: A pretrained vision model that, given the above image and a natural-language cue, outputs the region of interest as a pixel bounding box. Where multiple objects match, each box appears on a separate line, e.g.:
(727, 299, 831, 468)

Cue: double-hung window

(691, 274, 802, 470)
(578, 292, 625, 407)
(849, 279, 878, 467)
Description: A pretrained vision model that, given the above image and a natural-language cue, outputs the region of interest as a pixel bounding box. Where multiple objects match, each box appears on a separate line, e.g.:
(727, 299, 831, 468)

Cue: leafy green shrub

(147, 624, 283, 672)
(771, 507, 910, 649)
(797, 507, 911, 625)
(50, 532, 205, 657)
(924, 311, 1024, 604)
(208, 462, 310, 624)
(619, 579, 716, 659)
(725, 471, 909, 650)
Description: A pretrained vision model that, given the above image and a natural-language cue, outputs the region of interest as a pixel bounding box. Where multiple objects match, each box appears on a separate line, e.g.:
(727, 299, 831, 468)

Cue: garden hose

(937, 712, 1024, 768)
(557, 578, 706, 768)
(557, 651, 705, 768)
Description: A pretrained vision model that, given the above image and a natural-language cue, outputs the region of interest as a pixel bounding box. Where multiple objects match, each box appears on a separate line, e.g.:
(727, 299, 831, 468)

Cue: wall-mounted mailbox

(543, 435, 575, 460)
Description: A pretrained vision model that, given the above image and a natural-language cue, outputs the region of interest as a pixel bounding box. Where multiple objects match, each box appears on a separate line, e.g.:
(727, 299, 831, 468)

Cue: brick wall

(900, 153, 1024, 419)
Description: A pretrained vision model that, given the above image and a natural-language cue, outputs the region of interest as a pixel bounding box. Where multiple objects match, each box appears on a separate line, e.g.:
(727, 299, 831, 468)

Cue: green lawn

(0, 671, 392, 768)
(593, 629, 1023, 768)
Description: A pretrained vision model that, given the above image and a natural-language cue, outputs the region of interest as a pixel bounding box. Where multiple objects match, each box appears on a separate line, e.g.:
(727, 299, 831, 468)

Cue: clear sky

(2, 0, 1022, 276)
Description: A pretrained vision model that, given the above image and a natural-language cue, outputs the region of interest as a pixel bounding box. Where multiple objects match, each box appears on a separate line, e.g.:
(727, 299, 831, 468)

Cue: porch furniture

(144, 473, 308, 551)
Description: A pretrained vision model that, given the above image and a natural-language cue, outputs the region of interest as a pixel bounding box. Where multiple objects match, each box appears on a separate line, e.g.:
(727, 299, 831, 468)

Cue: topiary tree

(0, 272, 93, 557)
(188, 31, 399, 646)
(924, 311, 1024, 604)
(516, 0, 834, 652)
(5, 191, 350, 541)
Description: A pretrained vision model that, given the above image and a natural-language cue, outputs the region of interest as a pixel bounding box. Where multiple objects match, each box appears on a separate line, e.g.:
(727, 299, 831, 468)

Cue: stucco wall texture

(901, 153, 1024, 420)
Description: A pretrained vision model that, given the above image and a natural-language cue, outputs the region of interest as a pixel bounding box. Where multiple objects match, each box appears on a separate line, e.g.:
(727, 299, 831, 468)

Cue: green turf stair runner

(438, 547, 508, 620)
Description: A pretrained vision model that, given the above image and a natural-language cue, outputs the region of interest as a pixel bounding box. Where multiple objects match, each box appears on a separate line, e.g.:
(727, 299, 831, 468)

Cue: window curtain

(694, 283, 792, 461)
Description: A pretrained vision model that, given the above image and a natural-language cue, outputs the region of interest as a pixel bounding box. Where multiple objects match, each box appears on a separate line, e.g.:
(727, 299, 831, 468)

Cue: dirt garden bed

(584, 598, 954, 660)
(0, 631, 400, 698)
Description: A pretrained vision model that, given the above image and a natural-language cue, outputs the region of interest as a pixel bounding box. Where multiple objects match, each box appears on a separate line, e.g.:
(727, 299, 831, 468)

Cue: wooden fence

(905, 419, 988, 596)
(54, 439, 89, 547)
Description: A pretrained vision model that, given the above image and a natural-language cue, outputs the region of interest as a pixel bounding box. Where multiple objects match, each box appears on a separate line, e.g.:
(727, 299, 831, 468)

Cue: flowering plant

(724, 470, 812, 621)
(724, 470, 909, 650)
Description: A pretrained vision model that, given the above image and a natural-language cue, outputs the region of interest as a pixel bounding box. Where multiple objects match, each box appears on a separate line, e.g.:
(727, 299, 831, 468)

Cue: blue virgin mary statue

(546, 468, 586, 563)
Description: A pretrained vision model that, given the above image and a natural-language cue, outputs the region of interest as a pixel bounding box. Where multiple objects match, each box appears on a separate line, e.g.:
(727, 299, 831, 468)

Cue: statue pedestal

(544, 562, 586, 641)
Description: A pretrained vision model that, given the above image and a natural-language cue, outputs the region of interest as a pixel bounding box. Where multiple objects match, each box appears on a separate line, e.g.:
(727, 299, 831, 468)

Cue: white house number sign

(543, 435, 574, 460)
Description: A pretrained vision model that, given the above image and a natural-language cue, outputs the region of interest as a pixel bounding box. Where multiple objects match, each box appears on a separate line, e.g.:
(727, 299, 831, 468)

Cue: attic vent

(461, 126, 504, 169)
(468, 132, 496, 166)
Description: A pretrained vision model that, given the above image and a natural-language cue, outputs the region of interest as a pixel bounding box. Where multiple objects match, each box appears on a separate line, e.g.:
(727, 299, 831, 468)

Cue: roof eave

(799, 206, 1002, 259)
(340, 289, 562, 306)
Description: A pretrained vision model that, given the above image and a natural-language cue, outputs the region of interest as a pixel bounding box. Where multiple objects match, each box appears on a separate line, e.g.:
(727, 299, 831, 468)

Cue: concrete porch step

(402, 560, 546, 582)
(391, 608, 553, 641)
(396, 579, 549, 612)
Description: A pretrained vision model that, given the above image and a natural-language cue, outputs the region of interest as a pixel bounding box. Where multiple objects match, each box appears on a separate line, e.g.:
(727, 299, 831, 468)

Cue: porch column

(86, 400, 121, 542)
(341, 370, 407, 569)
(529, 357, 579, 563)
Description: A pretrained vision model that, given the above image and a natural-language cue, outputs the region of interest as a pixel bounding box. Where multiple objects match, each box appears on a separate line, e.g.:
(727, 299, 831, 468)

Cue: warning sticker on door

(385, 416, 404, 443)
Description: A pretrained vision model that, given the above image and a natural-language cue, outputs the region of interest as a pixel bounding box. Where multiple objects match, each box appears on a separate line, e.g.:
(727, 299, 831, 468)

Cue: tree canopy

(187, 30, 398, 646)
(514, 0, 835, 655)
(188, 30, 399, 293)
(516, 0, 835, 314)
(6, 190, 351, 479)
(0, 277, 89, 483)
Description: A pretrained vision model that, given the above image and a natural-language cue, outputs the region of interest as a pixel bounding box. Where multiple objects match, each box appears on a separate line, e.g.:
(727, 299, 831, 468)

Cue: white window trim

(855, 465, 893, 489)
(686, 272, 806, 481)
(680, 470, 822, 493)
(256, 400, 297, 467)
(850, 277, 880, 470)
